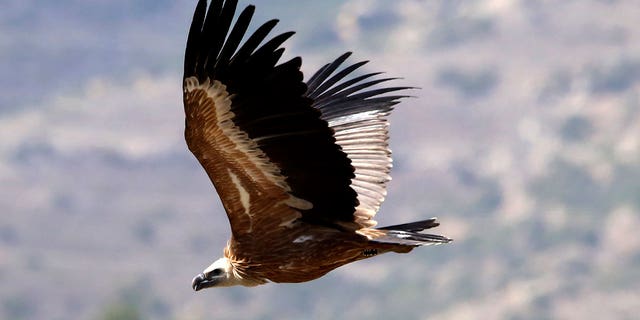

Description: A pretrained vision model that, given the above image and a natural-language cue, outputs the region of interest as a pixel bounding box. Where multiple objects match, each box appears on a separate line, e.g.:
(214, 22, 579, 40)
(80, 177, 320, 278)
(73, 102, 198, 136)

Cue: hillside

(1, 1, 639, 319)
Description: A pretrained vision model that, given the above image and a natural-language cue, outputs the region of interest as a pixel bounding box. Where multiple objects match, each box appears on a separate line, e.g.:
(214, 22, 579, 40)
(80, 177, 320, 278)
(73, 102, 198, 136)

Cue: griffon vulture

(183, 0, 451, 290)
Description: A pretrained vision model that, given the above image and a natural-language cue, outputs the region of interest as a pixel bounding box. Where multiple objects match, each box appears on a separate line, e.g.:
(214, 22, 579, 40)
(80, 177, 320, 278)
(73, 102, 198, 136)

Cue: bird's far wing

(306, 52, 412, 228)
(183, 0, 361, 237)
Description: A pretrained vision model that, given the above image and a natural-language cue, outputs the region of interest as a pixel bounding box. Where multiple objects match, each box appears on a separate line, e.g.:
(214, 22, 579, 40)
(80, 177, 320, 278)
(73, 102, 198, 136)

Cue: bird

(183, 0, 452, 290)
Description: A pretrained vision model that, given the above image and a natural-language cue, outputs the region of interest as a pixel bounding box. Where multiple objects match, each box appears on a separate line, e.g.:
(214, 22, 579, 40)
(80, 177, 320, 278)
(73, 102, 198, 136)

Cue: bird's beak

(192, 272, 218, 291)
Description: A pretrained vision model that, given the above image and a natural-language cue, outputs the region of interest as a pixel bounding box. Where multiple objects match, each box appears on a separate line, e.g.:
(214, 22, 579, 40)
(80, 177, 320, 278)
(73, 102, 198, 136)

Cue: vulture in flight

(184, 0, 451, 290)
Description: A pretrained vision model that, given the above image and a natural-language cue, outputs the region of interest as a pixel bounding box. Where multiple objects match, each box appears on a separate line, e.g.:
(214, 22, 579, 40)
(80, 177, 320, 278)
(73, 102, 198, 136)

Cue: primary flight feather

(183, 0, 451, 290)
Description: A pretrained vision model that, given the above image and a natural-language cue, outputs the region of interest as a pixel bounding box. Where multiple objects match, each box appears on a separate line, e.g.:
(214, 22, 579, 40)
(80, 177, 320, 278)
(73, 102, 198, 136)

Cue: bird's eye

(208, 268, 223, 277)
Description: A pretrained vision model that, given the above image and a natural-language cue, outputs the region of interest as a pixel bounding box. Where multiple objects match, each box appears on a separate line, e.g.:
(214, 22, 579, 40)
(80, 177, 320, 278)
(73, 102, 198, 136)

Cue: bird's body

(183, 0, 451, 290)
(223, 225, 406, 285)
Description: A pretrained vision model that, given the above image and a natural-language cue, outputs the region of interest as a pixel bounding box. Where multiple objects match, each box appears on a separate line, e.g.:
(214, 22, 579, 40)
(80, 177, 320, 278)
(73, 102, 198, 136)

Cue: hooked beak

(192, 272, 218, 291)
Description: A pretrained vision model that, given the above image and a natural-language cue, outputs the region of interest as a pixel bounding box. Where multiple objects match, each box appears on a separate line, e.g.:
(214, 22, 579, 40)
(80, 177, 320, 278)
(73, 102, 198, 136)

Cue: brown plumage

(183, 0, 451, 290)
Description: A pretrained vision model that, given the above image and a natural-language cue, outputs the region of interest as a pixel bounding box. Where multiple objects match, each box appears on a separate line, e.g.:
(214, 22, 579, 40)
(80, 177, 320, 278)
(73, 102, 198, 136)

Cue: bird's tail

(372, 218, 452, 246)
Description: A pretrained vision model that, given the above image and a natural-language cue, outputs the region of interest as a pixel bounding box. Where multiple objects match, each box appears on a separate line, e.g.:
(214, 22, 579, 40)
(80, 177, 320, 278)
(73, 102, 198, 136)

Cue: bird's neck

(224, 242, 269, 287)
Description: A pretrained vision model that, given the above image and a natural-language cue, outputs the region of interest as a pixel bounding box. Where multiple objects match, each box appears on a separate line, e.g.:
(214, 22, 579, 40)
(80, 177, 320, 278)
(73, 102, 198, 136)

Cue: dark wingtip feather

(216, 4, 256, 66)
(184, 0, 208, 78)
(305, 53, 415, 120)
(307, 52, 355, 91)
(230, 18, 280, 64)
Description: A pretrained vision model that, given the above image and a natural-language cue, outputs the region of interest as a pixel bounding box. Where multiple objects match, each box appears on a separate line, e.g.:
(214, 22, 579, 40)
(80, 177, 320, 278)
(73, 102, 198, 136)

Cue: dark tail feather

(378, 218, 440, 232)
(374, 218, 452, 246)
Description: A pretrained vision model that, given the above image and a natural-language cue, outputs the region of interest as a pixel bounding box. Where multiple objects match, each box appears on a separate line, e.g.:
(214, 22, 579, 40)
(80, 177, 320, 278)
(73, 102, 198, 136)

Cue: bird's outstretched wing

(306, 53, 411, 227)
(183, 0, 360, 236)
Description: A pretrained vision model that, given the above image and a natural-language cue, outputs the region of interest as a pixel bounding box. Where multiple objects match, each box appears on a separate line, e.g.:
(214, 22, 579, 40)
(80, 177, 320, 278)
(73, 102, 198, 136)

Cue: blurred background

(1, 0, 639, 319)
